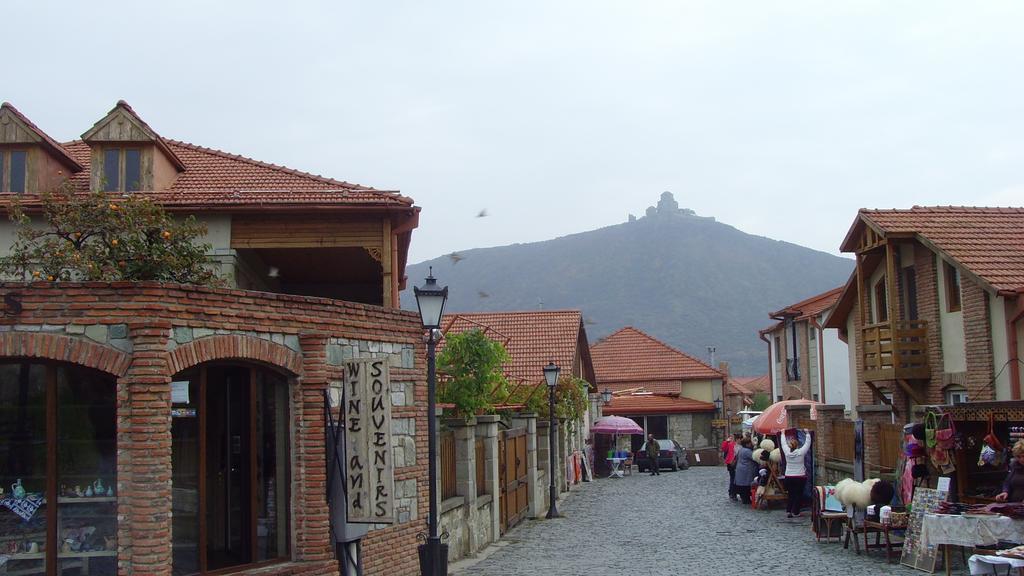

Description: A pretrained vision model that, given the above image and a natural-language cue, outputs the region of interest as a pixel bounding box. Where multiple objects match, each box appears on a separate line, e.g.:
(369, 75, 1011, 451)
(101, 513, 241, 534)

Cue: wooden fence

(475, 436, 487, 496)
(877, 423, 904, 473)
(833, 420, 855, 463)
(441, 430, 457, 500)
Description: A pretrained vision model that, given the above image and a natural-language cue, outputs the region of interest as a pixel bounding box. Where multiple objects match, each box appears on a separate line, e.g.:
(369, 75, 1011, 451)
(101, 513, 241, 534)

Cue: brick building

(760, 286, 854, 411)
(824, 207, 1024, 422)
(0, 102, 429, 575)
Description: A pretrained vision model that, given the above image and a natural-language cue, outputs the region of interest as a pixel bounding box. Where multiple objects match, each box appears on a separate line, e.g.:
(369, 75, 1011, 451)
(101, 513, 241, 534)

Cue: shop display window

(171, 364, 290, 576)
(0, 362, 117, 576)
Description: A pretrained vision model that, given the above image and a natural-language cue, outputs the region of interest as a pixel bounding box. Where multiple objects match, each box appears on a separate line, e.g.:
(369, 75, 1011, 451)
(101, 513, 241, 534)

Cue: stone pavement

(451, 466, 923, 576)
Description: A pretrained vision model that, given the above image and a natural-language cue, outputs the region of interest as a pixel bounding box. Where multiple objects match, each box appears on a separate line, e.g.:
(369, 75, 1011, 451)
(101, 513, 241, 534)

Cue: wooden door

(498, 428, 528, 534)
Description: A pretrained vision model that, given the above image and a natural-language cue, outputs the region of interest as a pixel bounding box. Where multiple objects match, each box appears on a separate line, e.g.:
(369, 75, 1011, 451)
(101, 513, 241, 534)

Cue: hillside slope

(403, 194, 853, 376)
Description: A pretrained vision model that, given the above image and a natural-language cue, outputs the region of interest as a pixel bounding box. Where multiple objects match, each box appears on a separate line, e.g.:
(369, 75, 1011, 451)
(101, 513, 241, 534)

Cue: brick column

(512, 413, 540, 518)
(857, 404, 894, 477)
(293, 334, 332, 563)
(814, 405, 846, 480)
(787, 404, 811, 429)
(119, 321, 172, 576)
(475, 415, 500, 547)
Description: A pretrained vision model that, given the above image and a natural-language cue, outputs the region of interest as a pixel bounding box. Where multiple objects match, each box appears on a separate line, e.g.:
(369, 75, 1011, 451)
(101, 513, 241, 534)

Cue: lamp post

(601, 388, 612, 405)
(413, 268, 448, 576)
(543, 361, 561, 519)
(713, 397, 724, 445)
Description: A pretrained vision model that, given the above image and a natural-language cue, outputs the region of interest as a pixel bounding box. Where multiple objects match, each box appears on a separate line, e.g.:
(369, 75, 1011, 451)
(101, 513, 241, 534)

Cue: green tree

(507, 374, 590, 427)
(437, 329, 509, 418)
(0, 182, 219, 285)
(750, 392, 772, 412)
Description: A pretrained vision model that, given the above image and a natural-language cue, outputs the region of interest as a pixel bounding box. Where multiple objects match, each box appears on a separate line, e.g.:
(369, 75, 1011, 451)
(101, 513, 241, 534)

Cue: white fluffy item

(752, 448, 765, 462)
(835, 478, 880, 509)
(770, 448, 782, 463)
(760, 439, 776, 451)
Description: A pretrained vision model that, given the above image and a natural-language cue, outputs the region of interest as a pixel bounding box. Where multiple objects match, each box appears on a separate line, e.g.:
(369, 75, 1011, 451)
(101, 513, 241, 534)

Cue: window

(785, 319, 799, 381)
(903, 267, 919, 320)
(171, 364, 290, 575)
(102, 148, 142, 192)
(774, 336, 782, 363)
(944, 261, 962, 312)
(946, 387, 968, 405)
(874, 277, 888, 323)
(877, 387, 893, 405)
(1, 149, 27, 193)
(809, 327, 816, 341)
(0, 362, 117, 576)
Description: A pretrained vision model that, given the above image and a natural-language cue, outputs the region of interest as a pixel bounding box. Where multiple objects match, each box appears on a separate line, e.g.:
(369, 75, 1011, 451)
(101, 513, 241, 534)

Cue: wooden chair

(812, 486, 847, 542)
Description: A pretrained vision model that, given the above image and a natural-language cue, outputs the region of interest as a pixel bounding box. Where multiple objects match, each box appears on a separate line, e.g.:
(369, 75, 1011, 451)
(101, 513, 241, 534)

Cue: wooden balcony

(861, 320, 930, 382)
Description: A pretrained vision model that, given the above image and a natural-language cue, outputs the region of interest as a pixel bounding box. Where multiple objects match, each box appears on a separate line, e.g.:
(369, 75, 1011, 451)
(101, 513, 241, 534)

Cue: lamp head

(543, 361, 560, 388)
(413, 267, 449, 329)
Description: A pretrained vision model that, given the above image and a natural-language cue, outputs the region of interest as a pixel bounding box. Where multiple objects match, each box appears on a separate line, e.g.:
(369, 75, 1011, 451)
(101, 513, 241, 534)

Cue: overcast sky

(8, 1, 1023, 263)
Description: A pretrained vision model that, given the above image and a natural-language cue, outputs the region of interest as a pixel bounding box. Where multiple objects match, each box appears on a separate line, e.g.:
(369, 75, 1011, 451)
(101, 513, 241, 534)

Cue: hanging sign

(344, 359, 395, 524)
(712, 419, 729, 428)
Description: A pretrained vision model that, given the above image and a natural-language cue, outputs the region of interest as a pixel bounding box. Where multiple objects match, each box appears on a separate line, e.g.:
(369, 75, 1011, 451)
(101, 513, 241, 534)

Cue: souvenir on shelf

(11, 478, 26, 499)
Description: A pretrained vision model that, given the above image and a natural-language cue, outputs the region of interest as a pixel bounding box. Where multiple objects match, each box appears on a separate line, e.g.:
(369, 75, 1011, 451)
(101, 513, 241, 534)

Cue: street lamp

(713, 397, 723, 417)
(413, 268, 448, 576)
(601, 388, 612, 405)
(543, 361, 561, 519)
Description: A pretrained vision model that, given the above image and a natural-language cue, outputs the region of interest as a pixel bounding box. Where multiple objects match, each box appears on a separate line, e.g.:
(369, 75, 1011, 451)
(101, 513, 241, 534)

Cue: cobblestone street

(453, 467, 920, 576)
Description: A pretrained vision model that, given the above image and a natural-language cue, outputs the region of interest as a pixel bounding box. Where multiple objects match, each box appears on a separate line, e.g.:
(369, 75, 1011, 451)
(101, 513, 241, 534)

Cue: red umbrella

(751, 399, 820, 435)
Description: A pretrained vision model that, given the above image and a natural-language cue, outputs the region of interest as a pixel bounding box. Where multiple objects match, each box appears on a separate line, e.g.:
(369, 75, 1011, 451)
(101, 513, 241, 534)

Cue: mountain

(402, 193, 854, 376)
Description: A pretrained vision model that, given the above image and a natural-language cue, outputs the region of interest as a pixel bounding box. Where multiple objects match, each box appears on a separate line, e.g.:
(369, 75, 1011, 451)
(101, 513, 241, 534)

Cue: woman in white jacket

(781, 428, 811, 518)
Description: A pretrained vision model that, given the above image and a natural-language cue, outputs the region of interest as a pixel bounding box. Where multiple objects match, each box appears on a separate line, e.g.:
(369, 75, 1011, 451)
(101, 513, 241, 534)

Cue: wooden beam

(895, 378, 925, 405)
(382, 219, 393, 308)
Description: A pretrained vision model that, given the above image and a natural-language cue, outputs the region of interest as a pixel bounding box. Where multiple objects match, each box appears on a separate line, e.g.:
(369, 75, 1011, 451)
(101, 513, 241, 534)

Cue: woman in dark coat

(732, 437, 758, 504)
(996, 440, 1024, 502)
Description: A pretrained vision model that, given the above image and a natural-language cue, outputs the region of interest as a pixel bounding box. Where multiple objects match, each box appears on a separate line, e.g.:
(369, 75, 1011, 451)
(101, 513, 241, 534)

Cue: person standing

(646, 433, 661, 476)
(732, 437, 757, 505)
(995, 440, 1024, 502)
(781, 428, 812, 518)
(722, 433, 737, 500)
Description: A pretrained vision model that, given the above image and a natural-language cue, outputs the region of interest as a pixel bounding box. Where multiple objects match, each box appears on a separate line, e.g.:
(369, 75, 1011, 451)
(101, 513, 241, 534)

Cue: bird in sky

(476, 209, 488, 218)
(584, 317, 597, 325)
(448, 252, 465, 265)
(478, 290, 490, 299)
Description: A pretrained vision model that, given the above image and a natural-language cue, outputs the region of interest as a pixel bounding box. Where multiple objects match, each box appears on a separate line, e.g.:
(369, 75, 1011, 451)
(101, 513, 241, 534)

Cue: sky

(6, 1, 1023, 263)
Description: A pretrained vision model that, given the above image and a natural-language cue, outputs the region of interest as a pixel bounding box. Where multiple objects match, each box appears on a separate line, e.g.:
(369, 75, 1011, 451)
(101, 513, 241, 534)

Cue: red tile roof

(590, 326, 723, 384)
(0, 102, 83, 171)
(770, 286, 844, 321)
(842, 207, 1024, 292)
(727, 375, 770, 396)
(603, 393, 715, 416)
(602, 381, 681, 395)
(440, 310, 594, 386)
(0, 101, 413, 210)
(55, 140, 412, 208)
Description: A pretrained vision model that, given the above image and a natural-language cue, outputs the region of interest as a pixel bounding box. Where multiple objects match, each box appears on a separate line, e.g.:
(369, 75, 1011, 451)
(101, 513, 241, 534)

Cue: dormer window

(103, 148, 142, 192)
(0, 149, 27, 193)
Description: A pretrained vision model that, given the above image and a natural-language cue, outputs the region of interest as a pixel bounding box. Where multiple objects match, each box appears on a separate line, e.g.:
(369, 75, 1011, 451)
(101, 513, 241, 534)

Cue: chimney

(718, 361, 730, 380)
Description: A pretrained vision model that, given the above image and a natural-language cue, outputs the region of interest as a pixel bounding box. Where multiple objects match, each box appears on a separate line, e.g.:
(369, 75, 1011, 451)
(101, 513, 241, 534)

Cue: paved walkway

(452, 466, 923, 576)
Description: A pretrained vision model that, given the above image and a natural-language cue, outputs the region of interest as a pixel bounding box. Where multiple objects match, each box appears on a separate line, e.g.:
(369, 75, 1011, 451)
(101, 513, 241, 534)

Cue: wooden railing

(475, 437, 488, 496)
(833, 420, 855, 463)
(861, 320, 930, 382)
(441, 431, 457, 500)
(877, 423, 904, 473)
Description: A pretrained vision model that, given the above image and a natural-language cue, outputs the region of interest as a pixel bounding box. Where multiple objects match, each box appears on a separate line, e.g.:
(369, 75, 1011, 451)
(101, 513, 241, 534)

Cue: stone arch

(0, 331, 131, 376)
(166, 334, 303, 376)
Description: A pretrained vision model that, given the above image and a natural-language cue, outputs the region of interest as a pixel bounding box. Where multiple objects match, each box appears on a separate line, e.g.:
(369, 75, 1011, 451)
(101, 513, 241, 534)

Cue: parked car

(636, 439, 689, 472)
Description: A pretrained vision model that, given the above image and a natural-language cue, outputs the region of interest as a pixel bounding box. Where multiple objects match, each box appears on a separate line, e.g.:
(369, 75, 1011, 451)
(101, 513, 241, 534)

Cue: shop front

(0, 282, 427, 576)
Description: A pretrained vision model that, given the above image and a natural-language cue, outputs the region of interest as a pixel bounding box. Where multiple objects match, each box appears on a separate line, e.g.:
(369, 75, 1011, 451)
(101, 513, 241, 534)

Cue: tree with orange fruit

(0, 180, 220, 285)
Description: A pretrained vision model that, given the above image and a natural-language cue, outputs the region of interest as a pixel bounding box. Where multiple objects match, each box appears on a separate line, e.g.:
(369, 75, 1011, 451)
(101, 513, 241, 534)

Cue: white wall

(992, 293, 1010, 400)
(820, 312, 852, 411)
(936, 255, 967, 374)
(769, 332, 781, 400)
(845, 312, 859, 418)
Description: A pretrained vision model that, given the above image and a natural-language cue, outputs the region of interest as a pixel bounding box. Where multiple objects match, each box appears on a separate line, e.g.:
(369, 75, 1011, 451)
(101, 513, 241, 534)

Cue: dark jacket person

(646, 434, 661, 476)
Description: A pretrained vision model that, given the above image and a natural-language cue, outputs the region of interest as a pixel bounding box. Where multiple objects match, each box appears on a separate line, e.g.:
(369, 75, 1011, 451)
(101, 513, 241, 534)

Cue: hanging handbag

(925, 412, 938, 449)
(936, 413, 957, 450)
(984, 414, 1004, 451)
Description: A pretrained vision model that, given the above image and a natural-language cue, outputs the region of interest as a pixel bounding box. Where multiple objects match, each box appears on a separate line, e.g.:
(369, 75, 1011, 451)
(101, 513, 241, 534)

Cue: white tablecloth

(921, 514, 1024, 549)
(969, 554, 1024, 575)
